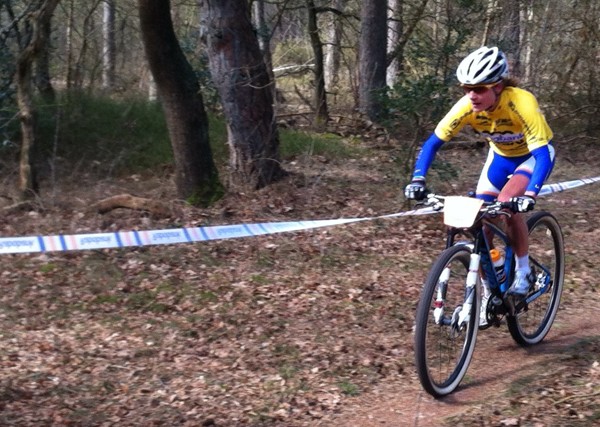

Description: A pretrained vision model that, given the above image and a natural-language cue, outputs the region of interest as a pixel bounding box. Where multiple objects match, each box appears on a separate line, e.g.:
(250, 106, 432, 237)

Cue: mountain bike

(413, 194, 565, 398)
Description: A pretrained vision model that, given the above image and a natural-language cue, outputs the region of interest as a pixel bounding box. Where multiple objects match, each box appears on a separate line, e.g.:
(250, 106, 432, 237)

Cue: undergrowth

(2, 93, 354, 180)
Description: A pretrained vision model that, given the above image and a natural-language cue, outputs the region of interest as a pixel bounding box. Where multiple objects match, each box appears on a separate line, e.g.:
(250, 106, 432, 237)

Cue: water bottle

(490, 248, 506, 285)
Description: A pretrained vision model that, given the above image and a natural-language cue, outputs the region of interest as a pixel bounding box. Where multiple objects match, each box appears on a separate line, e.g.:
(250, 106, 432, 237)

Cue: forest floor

(1, 129, 599, 426)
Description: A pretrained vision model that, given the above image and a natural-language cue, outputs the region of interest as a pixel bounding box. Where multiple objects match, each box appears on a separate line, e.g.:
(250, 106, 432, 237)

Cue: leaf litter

(1, 136, 600, 426)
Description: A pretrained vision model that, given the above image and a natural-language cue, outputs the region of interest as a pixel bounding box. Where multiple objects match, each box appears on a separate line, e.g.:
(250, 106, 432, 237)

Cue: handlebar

(420, 193, 514, 217)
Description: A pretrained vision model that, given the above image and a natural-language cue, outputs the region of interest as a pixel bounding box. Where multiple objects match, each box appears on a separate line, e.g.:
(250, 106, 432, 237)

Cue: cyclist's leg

(497, 174, 529, 258)
(475, 150, 513, 247)
(500, 144, 556, 260)
(500, 147, 556, 297)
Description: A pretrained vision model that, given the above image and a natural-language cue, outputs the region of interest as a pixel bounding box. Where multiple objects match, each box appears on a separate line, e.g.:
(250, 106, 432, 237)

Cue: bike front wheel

(414, 244, 479, 398)
(507, 211, 565, 346)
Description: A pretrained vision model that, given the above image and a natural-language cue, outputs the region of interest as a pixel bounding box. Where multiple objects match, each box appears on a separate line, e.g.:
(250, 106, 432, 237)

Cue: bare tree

(386, 0, 402, 87)
(102, 0, 116, 90)
(15, 0, 60, 200)
(386, 0, 428, 77)
(138, 0, 223, 205)
(252, 0, 275, 86)
(306, 0, 329, 128)
(325, 0, 344, 91)
(34, 16, 55, 102)
(200, 0, 286, 190)
(64, 0, 75, 89)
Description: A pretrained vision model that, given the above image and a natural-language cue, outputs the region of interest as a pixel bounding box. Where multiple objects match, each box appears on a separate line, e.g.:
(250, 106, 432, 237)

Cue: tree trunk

(521, 0, 534, 84)
(102, 0, 116, 90)
(65, 0, 75, 89)
(15, 0, 60, 201)
(306, 0, 329, 129)
(252, 0, 276, 98)
(200, 0, 286, 191)
(387, 0, 428, 67)
(138, 0, 223, 206)
(358, 0, 387, 120)
(386, 0, 403, 87)
(325, 0, 344, 92)
(35, 17, 55, 102)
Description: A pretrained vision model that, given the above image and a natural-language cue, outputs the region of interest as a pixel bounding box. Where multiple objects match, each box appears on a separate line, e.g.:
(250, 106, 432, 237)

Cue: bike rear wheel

(414, 244, 479, 397)
(507, 211, 565, 346)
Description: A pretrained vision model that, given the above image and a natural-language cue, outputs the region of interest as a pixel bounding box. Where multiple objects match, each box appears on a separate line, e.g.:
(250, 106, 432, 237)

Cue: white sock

(515, 254, 530, 274)
(480, 278, 491, 297)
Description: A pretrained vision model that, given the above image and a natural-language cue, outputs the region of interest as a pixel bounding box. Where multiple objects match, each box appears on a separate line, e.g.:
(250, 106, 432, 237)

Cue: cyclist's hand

(404, 178, 426, 200)
(509, 195, 536, 213)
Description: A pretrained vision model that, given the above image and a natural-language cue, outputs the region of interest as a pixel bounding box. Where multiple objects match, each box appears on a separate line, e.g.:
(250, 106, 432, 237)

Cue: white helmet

(456, 46, 509, 85)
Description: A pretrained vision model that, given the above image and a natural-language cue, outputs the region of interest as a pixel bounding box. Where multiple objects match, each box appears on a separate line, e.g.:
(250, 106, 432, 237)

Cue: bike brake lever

(418, 193, 443, 211)
(431, 200, 444, 211)
(487, 203, 512, 217)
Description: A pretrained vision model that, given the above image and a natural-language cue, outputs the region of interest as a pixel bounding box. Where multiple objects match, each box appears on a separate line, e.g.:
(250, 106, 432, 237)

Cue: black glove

(508, 195, 536, 213)
(404, 178, 426, 201)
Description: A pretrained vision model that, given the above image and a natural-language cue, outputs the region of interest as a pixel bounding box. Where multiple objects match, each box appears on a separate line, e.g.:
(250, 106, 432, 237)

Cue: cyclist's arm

(412, 133, 445, 179)
(525, 145, 552, 197)
(412, 97, 471, 180)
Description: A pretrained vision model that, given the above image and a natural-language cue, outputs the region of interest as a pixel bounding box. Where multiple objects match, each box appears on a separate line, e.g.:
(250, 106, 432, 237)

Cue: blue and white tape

(537, 176, 600, 196)
(1, 176, 598, 255)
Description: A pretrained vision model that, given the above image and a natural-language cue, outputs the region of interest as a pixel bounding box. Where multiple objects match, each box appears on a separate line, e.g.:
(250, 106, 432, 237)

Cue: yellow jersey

(434, 87, 553, 157)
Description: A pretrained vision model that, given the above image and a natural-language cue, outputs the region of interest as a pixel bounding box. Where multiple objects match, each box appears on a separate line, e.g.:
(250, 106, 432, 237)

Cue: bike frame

(445, 219, 510, 295)
(444, 207, 552, 309)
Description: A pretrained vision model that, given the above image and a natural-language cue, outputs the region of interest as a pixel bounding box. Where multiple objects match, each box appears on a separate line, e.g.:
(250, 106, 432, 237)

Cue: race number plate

(443, 196, 484, 228)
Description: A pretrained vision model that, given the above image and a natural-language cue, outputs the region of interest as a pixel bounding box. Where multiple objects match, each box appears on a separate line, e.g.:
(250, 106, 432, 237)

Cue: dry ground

(1, 134, 599, 426)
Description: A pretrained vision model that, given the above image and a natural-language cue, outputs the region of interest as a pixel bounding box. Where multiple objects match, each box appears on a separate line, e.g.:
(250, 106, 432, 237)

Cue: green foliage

(27, 93, 226, 178)
(384, 76, 454, 129)
(279, 130, 358, 160)
(208, 114, 359, 163)
(380, 0, 480, 133)
(338, 381, 361, 396)
(206, 113, 228, 162)
(30, 93, 172, 175)
(39, 263, 57, 273)
(380, 75, 455, 179)
(0, 50, 15, 121)
(17, 92, 359, 184)
(378, 0, 484, 181)
(0, 21, 16, 126)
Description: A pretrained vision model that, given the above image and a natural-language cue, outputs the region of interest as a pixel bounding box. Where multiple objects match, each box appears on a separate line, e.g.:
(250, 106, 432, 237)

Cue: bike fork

(456, 254, 481, 327)
(433, 266, 451, 325)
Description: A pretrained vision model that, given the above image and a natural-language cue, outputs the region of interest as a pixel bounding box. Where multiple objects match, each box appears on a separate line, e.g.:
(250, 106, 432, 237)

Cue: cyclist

(404, 46, 555, 307)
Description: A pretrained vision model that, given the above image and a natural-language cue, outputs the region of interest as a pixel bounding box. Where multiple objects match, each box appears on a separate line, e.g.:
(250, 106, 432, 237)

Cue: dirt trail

(325, 299, 600, 426)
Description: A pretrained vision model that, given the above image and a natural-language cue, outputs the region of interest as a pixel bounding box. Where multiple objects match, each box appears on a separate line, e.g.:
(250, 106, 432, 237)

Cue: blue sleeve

(412, 133, 445, 180)
(527, 145, 553, 195)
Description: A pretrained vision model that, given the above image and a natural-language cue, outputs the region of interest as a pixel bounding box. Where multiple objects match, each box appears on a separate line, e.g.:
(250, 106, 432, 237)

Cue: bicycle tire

(506, 211, 565, 346)
(414, 244, 479, 397)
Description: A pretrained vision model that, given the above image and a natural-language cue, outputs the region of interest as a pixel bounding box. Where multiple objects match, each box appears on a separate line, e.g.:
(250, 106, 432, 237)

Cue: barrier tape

(1, 176, 599, 255)
(537, 176, 600, 196)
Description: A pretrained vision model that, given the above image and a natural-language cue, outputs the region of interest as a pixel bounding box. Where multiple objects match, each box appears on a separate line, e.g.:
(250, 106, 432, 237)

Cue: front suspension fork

(454, 254, 480, 327)
(433, 253, 481, 327)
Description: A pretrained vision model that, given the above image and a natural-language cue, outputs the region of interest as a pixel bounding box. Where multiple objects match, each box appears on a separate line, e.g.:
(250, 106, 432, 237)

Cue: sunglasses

(461, 83, 497, 94)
